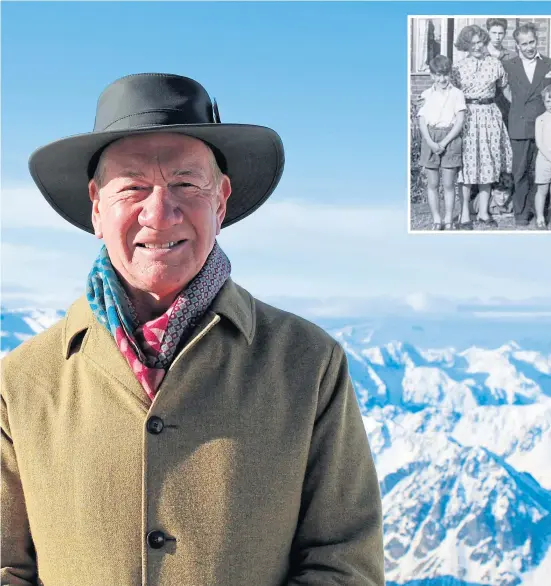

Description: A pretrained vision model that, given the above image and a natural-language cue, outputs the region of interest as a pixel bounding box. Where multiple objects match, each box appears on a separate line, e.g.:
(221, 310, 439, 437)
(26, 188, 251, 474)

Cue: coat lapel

(84, 319, 151, 410)
(530, 57, 550, 94)
(65, 296, 150, 410)
(510, 57, 530, 89)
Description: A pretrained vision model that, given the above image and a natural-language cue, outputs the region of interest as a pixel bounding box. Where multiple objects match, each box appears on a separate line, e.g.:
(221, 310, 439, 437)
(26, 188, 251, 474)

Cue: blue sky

(2, 1, 551, 316)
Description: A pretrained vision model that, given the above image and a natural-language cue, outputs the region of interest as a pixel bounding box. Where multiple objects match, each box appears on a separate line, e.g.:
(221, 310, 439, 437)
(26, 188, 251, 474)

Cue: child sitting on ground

(417, 55, 466, 230)
(535, 85, 551, 230)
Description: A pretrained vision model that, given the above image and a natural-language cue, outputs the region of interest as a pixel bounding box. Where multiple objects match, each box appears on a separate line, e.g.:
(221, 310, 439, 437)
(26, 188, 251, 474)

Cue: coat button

(147, 530, 166, 549)
(146, 416, 164, 434)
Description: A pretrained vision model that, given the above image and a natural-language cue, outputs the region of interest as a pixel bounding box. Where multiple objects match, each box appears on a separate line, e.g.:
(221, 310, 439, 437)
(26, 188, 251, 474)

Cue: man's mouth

(136, 240, 186, 250)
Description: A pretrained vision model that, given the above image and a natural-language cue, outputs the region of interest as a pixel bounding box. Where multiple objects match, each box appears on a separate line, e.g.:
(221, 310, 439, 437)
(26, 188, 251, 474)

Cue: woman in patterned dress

(452, 24, 513, 228)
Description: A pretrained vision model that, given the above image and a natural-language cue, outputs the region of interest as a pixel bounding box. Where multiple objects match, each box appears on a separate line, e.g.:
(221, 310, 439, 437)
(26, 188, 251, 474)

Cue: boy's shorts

(535, 152, 551, 184)
(420, 125, 462, 170)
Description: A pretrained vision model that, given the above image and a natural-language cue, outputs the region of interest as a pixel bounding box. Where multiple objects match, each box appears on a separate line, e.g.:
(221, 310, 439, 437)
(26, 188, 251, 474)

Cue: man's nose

(138, 186, 182, 229)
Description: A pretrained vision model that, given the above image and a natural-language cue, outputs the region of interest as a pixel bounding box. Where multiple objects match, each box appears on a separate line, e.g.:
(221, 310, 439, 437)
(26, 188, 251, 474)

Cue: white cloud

(1, 186, 84, 233)
(221, 199, 404, 248)
(405, 292, 431, 312)
(1, 195, 550, 313)
(219, 199, 551, 301)
(1, 242, 94, 309)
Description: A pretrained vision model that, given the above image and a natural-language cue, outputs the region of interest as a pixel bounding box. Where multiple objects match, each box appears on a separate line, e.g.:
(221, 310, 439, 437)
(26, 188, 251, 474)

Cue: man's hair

(92, 154, 107, 188)
(92, 141, 224, 190)
(513, 23, 538, 43)
(541, 85, 551, 100)
(486, 18, 508, 32)
(455, 25, 490, 53)
(429, 55, 452, 75)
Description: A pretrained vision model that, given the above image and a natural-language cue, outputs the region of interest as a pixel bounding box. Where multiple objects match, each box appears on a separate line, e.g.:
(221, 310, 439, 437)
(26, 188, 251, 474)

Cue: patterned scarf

(87, 241, 231, 400)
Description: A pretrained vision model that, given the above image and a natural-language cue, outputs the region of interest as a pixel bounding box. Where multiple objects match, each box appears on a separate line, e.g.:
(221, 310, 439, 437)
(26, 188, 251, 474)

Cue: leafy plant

(410, 101, 427, 204)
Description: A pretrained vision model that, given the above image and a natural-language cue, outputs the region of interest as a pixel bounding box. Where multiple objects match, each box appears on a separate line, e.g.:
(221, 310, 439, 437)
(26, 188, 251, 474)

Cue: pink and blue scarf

(86, 241, 231, 400)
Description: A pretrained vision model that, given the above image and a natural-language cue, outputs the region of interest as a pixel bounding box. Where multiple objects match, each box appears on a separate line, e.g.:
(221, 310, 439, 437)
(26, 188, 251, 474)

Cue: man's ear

(88, 179, 103, 239)
(215, 175, 232, 235)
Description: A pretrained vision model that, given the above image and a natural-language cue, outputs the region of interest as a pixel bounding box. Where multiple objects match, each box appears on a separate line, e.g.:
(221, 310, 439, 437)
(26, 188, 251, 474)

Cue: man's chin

(141, 277, 192, 298)
(123, 272, 195, 304)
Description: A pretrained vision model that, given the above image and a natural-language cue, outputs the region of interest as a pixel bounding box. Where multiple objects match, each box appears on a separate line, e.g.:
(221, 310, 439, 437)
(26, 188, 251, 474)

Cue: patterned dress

(452, 55, 513, 184)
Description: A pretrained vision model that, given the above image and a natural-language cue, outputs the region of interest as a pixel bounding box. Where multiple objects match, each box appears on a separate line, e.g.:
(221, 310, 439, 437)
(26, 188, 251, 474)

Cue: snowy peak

(363, 402, 551, 586)
(383, 442, 551, 586)
(333, 326, 551, 411)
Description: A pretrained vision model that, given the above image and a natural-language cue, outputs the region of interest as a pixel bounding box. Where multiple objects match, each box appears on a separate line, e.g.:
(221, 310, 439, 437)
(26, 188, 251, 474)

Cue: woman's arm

(496, 59, 508, 89)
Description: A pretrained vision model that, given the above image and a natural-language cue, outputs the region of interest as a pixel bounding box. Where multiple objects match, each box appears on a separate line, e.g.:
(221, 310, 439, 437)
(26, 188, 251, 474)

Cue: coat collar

(62, 277, 256, 360)
(209, 278, 255, 345)
(62, 295, 93, 359)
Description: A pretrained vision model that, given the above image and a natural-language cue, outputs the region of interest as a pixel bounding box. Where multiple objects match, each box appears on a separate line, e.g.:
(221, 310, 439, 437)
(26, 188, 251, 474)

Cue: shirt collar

(520, 51, 542, 63)
(430, 82, 452, 93)
(63, 278, 255, 358)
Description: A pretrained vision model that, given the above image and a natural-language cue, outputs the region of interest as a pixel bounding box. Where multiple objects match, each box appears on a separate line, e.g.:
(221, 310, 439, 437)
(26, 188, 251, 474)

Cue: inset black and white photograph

(409, 16, 551, 232)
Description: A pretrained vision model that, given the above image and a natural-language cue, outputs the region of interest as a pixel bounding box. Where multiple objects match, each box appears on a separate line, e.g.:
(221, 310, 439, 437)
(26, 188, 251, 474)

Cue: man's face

(516, 31, 538, 60)
(89, 133, 231, 302)
(488, 26, 506, 48)
(544, 91, 551, 113)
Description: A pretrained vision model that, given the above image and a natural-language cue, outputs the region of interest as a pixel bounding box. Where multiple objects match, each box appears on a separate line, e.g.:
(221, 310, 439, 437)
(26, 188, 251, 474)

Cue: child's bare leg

(425, 168, 441, 225)
(535, 184, 549, 224)
(461, 184, 471, 224)
(441, 168, 457, 225)
(476, 184, 492, 221)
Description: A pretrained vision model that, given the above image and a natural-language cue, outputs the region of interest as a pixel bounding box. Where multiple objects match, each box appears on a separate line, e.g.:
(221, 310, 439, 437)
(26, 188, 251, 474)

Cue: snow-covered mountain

(328, 322, 551, 586)
(2, 307, 551, 586)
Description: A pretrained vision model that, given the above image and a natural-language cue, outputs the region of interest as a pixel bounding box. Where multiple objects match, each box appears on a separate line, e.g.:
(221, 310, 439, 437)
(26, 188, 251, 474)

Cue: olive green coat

(1, 280, 384, 586)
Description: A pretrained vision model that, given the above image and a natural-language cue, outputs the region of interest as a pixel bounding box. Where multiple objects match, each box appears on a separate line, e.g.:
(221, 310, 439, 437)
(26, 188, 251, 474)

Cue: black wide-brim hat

(29, 73, 285, 233)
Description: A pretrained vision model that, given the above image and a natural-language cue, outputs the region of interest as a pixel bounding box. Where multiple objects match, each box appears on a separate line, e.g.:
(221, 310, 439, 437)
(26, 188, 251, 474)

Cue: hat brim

(28, 123, 284, 234)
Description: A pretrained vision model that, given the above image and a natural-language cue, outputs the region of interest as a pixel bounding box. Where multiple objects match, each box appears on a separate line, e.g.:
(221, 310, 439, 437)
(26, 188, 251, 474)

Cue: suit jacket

(1, 279, 384, 586)
(503, 55, 551, 139)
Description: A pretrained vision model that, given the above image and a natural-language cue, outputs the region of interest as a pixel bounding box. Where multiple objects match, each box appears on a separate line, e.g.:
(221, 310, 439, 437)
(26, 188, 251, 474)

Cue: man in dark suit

(503, 23, 551, 227)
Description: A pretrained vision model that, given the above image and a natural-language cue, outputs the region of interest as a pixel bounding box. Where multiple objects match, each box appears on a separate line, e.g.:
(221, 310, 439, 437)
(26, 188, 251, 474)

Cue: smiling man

(1, 74, 384, 586)
(503, 23, 551, 227)
(90, 134, 230, 317)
